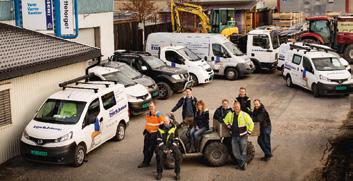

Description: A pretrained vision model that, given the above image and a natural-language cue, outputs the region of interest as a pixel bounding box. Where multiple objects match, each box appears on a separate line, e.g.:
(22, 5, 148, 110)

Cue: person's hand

(227, 124, 231, 129)
(168, 112, 174, 116)
(163, 150, 168, 154)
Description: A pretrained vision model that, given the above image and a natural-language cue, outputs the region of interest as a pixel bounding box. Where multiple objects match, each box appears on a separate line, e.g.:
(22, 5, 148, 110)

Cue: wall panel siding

(0, 61, 88, 164)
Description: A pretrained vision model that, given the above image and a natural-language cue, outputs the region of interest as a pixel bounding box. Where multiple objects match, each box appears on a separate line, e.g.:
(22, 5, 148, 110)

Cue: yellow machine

(170, 0, 238, 37)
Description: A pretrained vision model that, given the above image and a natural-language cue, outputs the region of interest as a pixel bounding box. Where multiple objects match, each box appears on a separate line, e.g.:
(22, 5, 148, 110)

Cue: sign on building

(54, 0, 79, 39)
(21, 0, 53, 31)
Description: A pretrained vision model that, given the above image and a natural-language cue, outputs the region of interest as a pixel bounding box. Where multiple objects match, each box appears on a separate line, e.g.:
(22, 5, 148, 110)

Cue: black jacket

(156, 123, 178, 150)
(236, 96, 252, 115)
(213, 106, 231, 122)
(171, 96, 198, 119)
(194, 110, 210, 130)
(252, 105, 271, 129)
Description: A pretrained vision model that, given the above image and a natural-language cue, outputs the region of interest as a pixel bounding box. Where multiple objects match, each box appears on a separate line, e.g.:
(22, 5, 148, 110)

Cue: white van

(153, 45, 214, 86)
(278, 42, 351, 73)
(20, 79, 129, 167)
(283, 44, 353, 97)
(88, 66, 152, 116)
(146, 32, 254, 80)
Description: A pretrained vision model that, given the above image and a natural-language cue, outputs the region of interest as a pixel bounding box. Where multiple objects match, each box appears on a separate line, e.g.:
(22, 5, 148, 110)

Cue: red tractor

(298, 16, 353, 63)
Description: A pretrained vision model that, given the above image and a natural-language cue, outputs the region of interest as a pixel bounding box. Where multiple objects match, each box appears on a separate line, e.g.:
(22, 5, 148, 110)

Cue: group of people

(137, 87, 273, 180)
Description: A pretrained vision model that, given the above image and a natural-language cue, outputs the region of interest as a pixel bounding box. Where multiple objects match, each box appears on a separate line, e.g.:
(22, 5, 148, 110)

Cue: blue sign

(45, 0, 53, 30)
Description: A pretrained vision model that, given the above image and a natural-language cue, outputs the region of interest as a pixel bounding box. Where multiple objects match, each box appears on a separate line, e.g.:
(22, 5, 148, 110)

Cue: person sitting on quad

(189, 100, 209, 152)
(156, 116, 182, 180)
(213, 99, 232, 123)
(224, 101, 254, 170)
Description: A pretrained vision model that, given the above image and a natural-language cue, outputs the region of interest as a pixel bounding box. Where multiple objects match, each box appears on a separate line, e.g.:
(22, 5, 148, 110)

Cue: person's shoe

(260, 156, 267, 161)
(241, 163, 247, 171)
(137, 162, 149, 168)
(156, 173, 162, 180)
(175, 173, 180, 180)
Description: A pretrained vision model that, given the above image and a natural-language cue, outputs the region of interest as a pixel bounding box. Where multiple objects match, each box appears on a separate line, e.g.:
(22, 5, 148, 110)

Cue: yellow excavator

(170, 0, 238, 37)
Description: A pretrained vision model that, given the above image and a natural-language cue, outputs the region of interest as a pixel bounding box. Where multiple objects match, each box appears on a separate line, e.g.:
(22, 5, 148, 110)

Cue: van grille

(137, 94, 149, 100)
(206, 68, 212, 72)
(331, 79, 348, 84)
(29, 136, 55, 145)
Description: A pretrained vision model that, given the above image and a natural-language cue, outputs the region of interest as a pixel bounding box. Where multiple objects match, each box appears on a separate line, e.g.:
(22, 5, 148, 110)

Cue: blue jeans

(257, 127, 272, 156)
(231, 136, 247, 167)
(190, 127, 207, 149)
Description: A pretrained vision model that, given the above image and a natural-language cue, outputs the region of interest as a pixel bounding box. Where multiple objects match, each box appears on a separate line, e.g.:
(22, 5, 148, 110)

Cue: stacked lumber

(272, 12, 303, 28)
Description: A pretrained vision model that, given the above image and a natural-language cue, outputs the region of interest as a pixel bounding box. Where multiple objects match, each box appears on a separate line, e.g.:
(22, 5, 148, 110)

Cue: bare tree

(122, 0, 158, 24)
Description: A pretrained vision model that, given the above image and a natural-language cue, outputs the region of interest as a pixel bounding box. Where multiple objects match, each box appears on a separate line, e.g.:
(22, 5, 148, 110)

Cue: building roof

(0, 23, 102, 82)
(195, 0, 256, 9)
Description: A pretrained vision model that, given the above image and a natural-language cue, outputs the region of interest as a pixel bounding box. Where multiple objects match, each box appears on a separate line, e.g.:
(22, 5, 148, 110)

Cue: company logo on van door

(109, 105, 127, 118)
(33, 125, 62, 131)
(151, 44, 160, 51)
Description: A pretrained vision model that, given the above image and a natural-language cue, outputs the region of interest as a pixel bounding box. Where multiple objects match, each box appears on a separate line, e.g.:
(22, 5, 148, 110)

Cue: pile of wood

(272, 12, 304, 28)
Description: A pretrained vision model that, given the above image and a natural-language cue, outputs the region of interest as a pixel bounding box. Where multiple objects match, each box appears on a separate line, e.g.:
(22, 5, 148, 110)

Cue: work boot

(175, 173, 180, 180)
(156, 173, 162, 180)
(241, 163, 247, 171)
(137, 162, 150, 168)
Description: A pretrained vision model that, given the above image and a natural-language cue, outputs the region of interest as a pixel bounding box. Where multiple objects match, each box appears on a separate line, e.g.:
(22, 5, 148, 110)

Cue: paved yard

(0, 72, 350, 181)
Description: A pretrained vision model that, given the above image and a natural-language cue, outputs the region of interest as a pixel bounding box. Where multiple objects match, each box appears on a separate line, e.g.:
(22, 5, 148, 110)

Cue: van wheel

(286, 75, 293, 87)
(225, 68, 239, 80)
(204, 142, 229, 167)
(113, 123, 126, 141)
(157, 82, 173, 100)
(312, 83, 320, 97)
(72, 145, 86, 167)
(190, 74, 199, 86)
(343, 44, 353, 64)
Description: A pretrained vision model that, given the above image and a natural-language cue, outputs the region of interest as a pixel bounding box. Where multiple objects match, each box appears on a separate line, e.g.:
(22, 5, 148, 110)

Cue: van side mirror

(141, 66, 148, 71)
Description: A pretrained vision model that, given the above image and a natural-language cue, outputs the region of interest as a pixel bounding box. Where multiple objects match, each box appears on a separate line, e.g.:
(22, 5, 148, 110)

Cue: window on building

(0, 89, 12, 126)
(101, 92, 116, 110)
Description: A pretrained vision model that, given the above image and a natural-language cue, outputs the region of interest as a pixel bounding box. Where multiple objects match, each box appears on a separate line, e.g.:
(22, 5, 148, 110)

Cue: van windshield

(119, 64, 142, 80)
(312, 57, 345, 71)
(143, 56, 166, 69)
(224, 42, 244, 56)
(177, 48, 201, 61)
(103, 71, 136, 87)
(34, 99, 86, 125)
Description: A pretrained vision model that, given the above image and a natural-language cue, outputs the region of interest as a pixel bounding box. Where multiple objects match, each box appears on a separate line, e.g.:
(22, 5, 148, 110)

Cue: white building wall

(0, 61, 88, 164)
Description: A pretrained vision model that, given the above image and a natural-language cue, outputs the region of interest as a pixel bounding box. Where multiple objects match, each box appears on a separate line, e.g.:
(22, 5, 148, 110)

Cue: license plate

(152, 91, 159, 97)
(142, 103, 149, 109)
(336, 86, 347, 91)
(31, 150, 48, 156)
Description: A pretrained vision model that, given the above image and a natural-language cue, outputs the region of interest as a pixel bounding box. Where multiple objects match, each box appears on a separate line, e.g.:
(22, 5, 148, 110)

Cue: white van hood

(125, 84, 149, 97)
(26, 120, 73, 140)
(319, 70, 351, 80)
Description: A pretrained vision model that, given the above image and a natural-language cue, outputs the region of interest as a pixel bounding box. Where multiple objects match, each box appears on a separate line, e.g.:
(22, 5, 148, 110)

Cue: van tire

(286, 75, 293, 87)
(113, 122, 126, 141)
(225, 68, 239, 80)
(204, 142, 228, 167)
(343, 44, 353, 64)
(190, 74, 199, 86)
(312, 83, 320, 97)
(72, 145, 86, 167)
(157, 82, 173, 100)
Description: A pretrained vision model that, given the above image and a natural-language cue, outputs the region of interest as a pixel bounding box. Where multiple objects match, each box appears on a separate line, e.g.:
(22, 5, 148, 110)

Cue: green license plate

(336, 86, 347, 91)
(152, 91, 159, 97)
(31, 150, 48, 156)
(142, 103, 149, 109)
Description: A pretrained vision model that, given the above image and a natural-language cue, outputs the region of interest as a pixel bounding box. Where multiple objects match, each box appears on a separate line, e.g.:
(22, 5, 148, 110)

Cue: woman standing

(189, 100, 209, 152)
(253, 99, 273, 161)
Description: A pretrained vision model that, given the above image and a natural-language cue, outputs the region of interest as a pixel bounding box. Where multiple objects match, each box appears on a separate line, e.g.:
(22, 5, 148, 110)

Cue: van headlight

(23, 130, 30, 140)
(54, 131, 73, 143)
(319, 75, 330, 81)
(171, 74, 181, 80)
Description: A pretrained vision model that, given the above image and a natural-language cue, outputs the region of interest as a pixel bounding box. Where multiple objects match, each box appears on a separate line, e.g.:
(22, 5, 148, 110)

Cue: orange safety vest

(145, 111, 164, 133)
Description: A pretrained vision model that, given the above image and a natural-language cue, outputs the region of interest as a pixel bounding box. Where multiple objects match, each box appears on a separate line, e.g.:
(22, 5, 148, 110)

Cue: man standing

(224, 101, 254, 170)
(138, 101, 164, 168)
(213, 99, 232, 123)
(236, 87, 252, 115)
(169, 88, 197, 126)
(156, 116, 182, 180)
(253, 99, 273, 161)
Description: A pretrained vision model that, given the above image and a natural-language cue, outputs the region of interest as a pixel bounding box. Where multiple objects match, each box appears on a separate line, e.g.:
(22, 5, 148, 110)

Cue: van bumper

(20, 141, 76, 164)
(171, 79, 190, 93)
(317, 82, 353, 95)
(129, 98, 152, 116)
(260, 61, 277, 71)
(238, 62, 255, 76)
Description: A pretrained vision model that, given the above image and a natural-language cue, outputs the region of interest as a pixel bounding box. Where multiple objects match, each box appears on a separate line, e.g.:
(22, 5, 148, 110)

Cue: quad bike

(165, 116, 255, 169)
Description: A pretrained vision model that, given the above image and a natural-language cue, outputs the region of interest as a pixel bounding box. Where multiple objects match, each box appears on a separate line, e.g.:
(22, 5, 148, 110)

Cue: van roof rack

(303, 43, 334, 53)
(289, 43, 311, 54)
(59, 74, 117, 93)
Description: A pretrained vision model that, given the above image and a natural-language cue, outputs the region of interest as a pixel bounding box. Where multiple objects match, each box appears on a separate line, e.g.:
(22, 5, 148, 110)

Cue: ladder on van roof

(59, 73, 118, 93)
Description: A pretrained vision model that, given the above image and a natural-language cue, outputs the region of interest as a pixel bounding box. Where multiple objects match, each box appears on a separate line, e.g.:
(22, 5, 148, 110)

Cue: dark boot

(138, 162, 150, 168)
(156, 173, 162, 180)
(175, 173, 180, 180)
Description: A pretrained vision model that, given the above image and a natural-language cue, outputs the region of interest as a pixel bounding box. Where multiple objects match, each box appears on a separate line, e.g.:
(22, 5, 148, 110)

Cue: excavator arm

(171, 0, 211, 33)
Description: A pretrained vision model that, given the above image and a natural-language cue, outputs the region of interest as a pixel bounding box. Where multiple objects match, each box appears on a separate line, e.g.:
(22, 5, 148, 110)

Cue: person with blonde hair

(189, 100, 209, 152)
